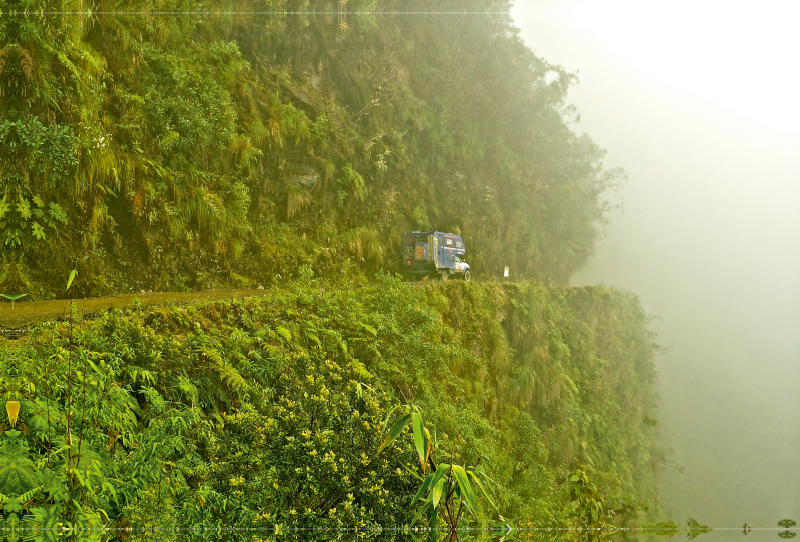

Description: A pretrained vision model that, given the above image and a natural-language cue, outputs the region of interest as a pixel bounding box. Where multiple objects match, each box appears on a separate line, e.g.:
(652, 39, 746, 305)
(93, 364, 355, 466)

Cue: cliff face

(0, 1, 662, 533)
(4, 278, 662, 531)
(0, 0, 620, 297)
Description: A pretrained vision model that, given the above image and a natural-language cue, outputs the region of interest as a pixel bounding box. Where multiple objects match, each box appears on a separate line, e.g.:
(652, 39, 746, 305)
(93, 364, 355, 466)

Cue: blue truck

(403, 231, 471, 281)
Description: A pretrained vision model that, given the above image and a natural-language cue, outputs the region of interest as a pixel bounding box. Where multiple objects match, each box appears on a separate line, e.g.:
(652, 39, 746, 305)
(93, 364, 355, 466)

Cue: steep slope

(2, 278, 663, 533)
(0, 0, 621, 297)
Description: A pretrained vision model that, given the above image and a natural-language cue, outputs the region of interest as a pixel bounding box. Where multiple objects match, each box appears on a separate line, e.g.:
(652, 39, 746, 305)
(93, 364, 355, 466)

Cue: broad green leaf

(427, 463, 450, 502)
(410, 463, 450, 507)
(16, 197, 31, 220)
(431, 478, 445, 509)
(66, 269, 77, 291)
(452, 465, 476, 512)
(422, 427, 431, 472)
(86, 358, 101, 374)
(48, 202, 68, 224)
(377, 413, 411, 453)
(410, 471, 434, 507)
(31, 222, 45, 241)
(412, 411, 426, 471)
(381, 405, 404, 433)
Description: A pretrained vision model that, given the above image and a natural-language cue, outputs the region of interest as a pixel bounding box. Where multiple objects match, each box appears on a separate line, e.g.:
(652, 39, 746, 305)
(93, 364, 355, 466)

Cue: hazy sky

(511, 0, 800, 526)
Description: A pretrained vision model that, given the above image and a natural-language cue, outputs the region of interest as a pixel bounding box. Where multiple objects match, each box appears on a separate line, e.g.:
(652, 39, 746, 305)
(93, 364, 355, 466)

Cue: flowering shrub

(204, 351, 419, 529)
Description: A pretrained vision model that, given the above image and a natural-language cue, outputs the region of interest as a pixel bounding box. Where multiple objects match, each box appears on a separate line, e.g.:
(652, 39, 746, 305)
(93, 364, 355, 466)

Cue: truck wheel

(463, 269, 471, 282)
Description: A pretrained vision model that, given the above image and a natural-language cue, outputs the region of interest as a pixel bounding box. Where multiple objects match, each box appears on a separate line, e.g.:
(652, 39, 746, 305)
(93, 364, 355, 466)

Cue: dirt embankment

(0, 289, 272, 329)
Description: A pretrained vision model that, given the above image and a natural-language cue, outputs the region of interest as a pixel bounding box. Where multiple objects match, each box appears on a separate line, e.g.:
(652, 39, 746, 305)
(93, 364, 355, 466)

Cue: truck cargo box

(403, 231, 470, 281)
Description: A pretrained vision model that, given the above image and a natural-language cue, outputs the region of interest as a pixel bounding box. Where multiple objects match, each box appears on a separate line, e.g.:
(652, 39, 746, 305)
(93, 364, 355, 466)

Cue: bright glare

(512, 0, 800, 526)
(514, 0, 800, 128)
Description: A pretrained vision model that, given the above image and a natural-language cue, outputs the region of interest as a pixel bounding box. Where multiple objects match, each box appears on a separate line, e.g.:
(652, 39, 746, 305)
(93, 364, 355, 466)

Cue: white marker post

(504, 266, 509, 282)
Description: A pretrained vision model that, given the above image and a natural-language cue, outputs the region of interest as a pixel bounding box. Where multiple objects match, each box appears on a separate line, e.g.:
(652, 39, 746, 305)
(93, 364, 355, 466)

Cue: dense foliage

(0, 0, 621, 297)
(0, 278, 663, 536)
(0, 0, 667, 538)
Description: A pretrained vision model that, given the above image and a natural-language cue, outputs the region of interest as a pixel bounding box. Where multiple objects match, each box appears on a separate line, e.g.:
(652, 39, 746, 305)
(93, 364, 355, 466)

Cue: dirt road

(0, 289, 272, 329)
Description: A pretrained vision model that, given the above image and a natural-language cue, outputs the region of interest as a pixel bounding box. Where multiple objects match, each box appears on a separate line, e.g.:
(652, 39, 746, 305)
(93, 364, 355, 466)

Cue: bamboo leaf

(410, 463, 450, 508)
(412, 411, 425, 471)
(377, 413, 411, 453)
(431, 478, 444, 509)
(66, 269, 77, 291)
(427, 463, 450, 494)
(452, 465, 476, 511)
(423, 427, 431, 470)
(468, 470, 497, 511)
(410, 471, 434, 507)
(381, 405, 403, 433)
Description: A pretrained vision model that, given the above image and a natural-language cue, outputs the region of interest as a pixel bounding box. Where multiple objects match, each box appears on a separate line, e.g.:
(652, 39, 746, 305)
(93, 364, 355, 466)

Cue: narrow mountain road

(0, 289, 271, 329)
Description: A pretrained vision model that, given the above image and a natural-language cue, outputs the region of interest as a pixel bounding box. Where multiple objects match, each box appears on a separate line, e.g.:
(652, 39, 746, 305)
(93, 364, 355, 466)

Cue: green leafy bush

(2, 0, 622, 297)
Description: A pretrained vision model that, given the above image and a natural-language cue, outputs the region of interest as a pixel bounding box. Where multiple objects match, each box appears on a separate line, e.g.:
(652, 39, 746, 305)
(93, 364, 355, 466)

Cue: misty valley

(0, 0, 797, 540)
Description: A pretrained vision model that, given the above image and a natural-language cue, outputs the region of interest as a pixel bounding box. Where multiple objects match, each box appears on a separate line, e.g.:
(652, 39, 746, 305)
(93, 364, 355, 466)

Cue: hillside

(1, 0, 621, 298)
(2, 278, 663, 535)
(0, 1, 670, 537)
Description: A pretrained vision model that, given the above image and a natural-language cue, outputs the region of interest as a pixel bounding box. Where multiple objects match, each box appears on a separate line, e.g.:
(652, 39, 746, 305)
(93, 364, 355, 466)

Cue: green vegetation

(779, 519, 797, 539)
(641, 521, 682, 537)
(0, 277, 664, 536)
(0, 0, 676, 536)
(686, 518, 712, 539)
(0, 0, 621, 297)
(380, 407, 501, 532)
